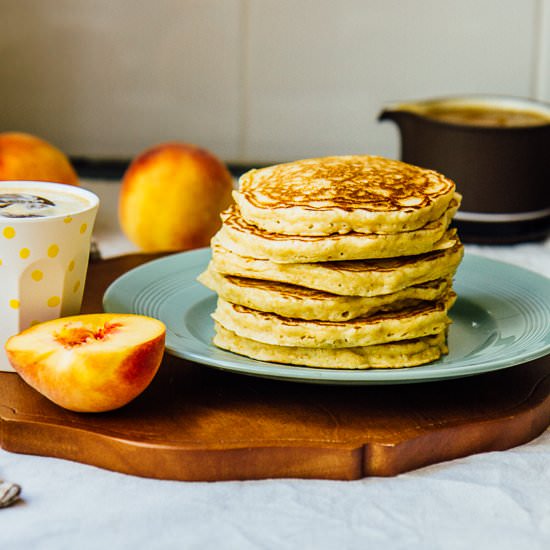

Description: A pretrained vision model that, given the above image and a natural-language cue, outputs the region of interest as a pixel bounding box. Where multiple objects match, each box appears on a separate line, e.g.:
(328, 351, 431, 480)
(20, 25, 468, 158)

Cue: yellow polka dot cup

(0, 181, 99, 371)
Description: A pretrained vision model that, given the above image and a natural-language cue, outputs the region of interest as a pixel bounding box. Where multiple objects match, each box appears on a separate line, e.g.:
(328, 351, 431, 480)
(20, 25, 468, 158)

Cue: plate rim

(103, 248, 550, 385)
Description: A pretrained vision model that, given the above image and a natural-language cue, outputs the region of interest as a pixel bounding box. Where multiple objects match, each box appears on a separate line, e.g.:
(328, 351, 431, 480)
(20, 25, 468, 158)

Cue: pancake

(235, 155, 458, 235)
(199, 266, 452, 322)
(215, 196, 460, 263)
(210, 231, 463, 297)
(214, 323, 449, 369)
(201, 154, 464, 369)
(211, 294, 455, 349)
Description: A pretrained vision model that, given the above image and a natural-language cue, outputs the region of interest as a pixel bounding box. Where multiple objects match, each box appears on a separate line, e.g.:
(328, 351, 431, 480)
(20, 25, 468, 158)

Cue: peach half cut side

(5, 313, 166, 412)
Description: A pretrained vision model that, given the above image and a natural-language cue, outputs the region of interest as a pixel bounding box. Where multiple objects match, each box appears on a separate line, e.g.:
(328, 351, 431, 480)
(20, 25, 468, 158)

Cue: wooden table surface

(1, 253, 549, 481)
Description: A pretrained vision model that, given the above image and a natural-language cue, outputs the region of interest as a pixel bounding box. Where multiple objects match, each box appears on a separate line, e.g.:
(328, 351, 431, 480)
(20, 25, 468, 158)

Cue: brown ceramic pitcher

(379, 95, 550, 243)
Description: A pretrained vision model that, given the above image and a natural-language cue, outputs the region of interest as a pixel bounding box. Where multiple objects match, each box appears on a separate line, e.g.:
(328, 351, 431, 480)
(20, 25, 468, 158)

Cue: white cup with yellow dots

(0, 181, 99, 372)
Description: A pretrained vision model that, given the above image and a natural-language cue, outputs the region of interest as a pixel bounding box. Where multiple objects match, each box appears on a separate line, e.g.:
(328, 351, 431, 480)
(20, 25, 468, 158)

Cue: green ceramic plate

(103, 248, 550, 385)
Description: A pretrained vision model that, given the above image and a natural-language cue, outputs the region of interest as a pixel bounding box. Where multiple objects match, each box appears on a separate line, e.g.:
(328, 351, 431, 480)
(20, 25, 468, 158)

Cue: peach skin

(0, 132, 78, 185)
(119, 142, 233, 252)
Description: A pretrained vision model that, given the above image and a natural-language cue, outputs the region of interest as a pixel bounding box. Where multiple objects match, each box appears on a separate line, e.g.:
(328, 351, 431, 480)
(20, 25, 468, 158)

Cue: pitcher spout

(378, 100, 427, 126)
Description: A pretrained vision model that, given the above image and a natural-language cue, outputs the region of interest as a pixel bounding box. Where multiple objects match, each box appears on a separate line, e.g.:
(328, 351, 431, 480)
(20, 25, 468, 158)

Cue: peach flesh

(54, 321, 123, 348)
(5, 314, 166, 413)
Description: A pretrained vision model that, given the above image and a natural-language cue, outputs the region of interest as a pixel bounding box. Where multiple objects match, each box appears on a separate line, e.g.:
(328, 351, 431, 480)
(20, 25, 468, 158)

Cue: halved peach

(5, 313, 166, 412)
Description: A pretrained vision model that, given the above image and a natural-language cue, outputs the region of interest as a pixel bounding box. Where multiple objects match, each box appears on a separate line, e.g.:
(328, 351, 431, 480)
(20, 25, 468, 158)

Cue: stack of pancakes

(199, 155, 464, 369)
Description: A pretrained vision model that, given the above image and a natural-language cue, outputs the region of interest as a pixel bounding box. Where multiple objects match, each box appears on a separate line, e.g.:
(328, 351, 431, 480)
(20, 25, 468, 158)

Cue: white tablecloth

(2, 181, 549, 549)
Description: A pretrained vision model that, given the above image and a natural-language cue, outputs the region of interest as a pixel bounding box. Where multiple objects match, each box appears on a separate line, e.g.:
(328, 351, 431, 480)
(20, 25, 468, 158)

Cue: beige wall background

(1, 0, 549, 164)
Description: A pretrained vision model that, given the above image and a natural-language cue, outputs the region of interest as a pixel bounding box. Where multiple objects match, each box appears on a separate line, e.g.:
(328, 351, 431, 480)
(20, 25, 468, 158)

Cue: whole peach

(0, 132, 78, 185)
(119, 142, 234, 252)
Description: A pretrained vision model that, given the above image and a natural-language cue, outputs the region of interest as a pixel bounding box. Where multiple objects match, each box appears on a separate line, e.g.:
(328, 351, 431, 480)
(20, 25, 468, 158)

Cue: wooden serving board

(1, 254, 549, 481)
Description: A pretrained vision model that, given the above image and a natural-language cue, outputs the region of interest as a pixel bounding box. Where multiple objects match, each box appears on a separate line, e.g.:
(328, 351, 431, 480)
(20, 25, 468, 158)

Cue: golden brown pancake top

(239, 156, 456, 212)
